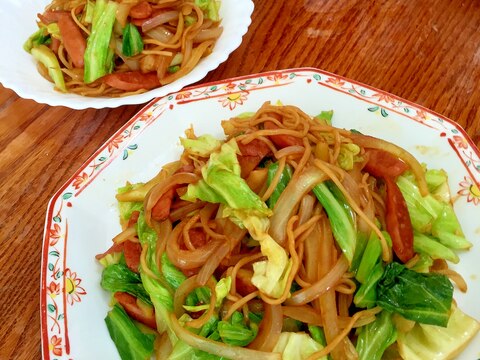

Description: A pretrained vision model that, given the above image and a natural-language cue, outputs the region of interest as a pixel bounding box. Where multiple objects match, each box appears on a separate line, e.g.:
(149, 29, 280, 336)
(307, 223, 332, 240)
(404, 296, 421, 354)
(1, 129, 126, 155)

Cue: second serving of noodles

(97, 102, 479, 359)
(25, 0, 222, 97)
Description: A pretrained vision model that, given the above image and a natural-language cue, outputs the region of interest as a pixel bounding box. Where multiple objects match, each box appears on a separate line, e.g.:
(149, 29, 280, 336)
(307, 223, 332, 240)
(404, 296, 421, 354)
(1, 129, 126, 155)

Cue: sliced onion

(170, 313, 281, 360)
(142, 10, 179, 32)
(248, 304, 283, 352)
(298, 194, 315, 226)
(269, 166, 328, 247)
(192, 26, 223, 43)
(282, 305, 323, 326)
(286, 256, 349, 305)
(112, 226, 137, 244)
(196, 240, 230, 285)
(146, 26, 174, 43)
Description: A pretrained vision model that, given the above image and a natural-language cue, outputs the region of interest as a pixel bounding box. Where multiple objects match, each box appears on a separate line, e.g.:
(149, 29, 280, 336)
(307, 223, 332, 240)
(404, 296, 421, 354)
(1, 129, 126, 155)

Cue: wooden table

(1, 0, 479, 358)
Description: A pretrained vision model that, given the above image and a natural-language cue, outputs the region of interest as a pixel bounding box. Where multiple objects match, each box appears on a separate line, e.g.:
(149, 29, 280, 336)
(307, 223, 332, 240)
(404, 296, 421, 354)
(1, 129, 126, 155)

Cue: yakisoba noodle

(27, 0, 222, 97)
(98, 102, 479, 359)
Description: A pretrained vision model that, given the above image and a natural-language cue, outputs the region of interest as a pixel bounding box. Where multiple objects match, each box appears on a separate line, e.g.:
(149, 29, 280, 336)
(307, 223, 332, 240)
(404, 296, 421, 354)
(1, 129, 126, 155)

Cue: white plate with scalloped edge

(0, 0, 253, 109)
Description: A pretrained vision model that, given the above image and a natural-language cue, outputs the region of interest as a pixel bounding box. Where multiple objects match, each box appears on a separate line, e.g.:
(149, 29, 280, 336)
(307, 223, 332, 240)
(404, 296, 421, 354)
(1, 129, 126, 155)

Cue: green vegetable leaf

(117, 183, 144, 222)
(101, 263, 152, 305)
(272, 332, 327, 360)
(30, 45, 66, 92)
(413, 231, 459, 263)
(396, 304, 480, 360)
(356, 232, 383, 284)
(161, 252, 187, 290)
(356, 311, 397, 360)
(122, 23, 144, 57)
(105, 304, 155, 360)
(218, 311, 258, 346)
(312, 182, 356, 263)
(314, 110, 333, 125)
(266, 162, 293, 208)
(84, 0, 118, 83)
(24, 27, 50, 53)
(354, 262, 384, 309)
(308, 325, 326, 346)
(337, 143, 361, 171)
(377, 262, 454, 327)
(180, 134, 222, 157)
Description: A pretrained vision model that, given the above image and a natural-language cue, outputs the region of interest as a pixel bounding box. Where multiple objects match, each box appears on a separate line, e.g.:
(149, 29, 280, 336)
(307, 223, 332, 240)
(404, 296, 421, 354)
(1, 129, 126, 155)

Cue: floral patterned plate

(41, 68, 480, 359)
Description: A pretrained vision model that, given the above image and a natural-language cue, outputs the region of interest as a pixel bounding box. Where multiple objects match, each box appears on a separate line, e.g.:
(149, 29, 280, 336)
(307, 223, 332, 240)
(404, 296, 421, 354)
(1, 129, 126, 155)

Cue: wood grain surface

(1, 0, 480, 359)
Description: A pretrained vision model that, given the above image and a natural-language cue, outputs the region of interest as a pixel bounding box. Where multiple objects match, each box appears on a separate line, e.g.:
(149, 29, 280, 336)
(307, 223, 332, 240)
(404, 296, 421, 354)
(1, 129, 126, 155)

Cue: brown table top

(1, 0, 480, 358)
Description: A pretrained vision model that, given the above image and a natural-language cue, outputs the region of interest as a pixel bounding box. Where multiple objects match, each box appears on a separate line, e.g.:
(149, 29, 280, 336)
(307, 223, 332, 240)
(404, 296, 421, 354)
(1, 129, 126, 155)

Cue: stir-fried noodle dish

(97, 103, 479, 360)
(24, 0, 221, 96)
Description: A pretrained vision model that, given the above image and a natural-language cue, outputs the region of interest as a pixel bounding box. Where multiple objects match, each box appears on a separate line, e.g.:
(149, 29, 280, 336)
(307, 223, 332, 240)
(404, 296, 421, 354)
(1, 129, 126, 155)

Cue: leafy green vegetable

(161, 252, 187, 290)
(183, 276, 231, 312)
(136, 212, 176, 337)
(312, 182, 356, 263)
(105, 304, 155, 360)
(168, 65, 181, 73)
(413, 232, 459, 263)
(195, 0, 220, 21)
(425, 168, 450, 202)
(122, 23, 144, 57)
(98, 252, 123, 267)
(117, 183, 144, 222)
(396, 173, 471, 250)
(337, 143, 361, 170)
(84, 0, 118, 83)
(356, 232, 383, 284)
(101, 263, 152, 305)
(308, 325, 326, 347)
(30, 45, 66, 92)
(272, 332, 327, 360)
(246, 216, 292, 298)
(354, 262, 384, 309)
(83, 0, 95, 23)
(266, 162, 293, 208)
(218, 311, 258, 346)
(408, 253, 433, 273)
(377, 262, 453, 327)
(168, 315, 228, 360)
(431, 203, 471, 250)
(182, 139, 271, 217)
(356, 311, 397, 360)
(350, 231, 368, 274)
(180, 134, 222, 157)
(23, 27, 50, 53)
(396, 305, 480, 360)
(314, 110, 333, 125)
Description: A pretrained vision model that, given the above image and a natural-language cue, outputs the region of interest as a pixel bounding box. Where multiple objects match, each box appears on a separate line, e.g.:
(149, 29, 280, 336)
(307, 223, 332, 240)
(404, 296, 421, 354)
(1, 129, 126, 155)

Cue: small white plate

(41, 68, 480, 359)
(0, 0, 253, 109)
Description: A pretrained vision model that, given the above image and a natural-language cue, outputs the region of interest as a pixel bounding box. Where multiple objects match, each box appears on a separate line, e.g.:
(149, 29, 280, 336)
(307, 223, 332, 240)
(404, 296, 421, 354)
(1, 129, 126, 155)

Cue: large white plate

(0, 0, 253, 109)
(41, 68, 480, 359)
